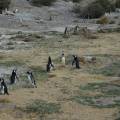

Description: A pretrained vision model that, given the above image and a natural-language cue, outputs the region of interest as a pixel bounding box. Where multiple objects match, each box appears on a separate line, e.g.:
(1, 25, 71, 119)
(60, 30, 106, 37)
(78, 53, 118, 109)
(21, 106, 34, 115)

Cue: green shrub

(116, 0, 120, 8)
(30, 0, 56, 6)
(73, 0, 116, 18)
(95, 0, 115, 12)
(81, 2, 105, 19)
(0, 0, 11, 13)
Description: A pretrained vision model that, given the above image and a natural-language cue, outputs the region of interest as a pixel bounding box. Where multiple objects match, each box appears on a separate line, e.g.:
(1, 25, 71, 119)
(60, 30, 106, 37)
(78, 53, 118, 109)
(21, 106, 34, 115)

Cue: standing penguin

(10, 69, 18, 84)
(46, 56, 54, 72)
(61, 52, 66, 66)
(27, 71, 37, 88)
(72, 55, 80, 69)
(0, 78, 9, 95)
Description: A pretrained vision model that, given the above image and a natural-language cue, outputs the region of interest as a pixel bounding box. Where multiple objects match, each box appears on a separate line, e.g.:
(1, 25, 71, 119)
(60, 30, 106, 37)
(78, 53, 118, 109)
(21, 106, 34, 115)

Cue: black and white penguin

(72, 55, 80, 69)
(27, 71, 37, 88)
(10, 69, 18, 84)
(0, 78, 9, 95)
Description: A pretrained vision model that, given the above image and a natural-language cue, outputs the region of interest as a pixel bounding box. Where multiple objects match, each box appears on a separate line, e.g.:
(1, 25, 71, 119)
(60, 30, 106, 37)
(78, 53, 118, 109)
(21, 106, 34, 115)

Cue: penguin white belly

(1, 86, 5, 94)
(28, 75, 32, 82)
(62, 57, 65, 65)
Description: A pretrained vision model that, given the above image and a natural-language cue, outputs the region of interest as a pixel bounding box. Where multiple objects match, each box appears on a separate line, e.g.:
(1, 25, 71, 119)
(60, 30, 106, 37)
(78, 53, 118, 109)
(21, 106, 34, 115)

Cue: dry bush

(97, 16, 109, 25)
(81, 27, 98, 39)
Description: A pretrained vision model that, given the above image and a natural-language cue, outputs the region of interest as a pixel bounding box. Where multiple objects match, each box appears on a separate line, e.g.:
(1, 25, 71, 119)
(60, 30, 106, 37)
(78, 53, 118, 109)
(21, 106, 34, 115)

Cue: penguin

(27, 71, 37, 88)
(0, 78, 9, 95)
(46, 56, 54, 72)
(10, 69, 18, 84)
(72, 55, 80, 69)
(61, 53, 66, 66)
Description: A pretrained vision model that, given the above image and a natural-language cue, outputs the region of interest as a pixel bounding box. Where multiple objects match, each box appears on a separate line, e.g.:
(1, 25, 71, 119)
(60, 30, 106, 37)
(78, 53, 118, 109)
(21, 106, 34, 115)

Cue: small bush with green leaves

(74, 2, 105, 18)
(82, 2, 105, 19)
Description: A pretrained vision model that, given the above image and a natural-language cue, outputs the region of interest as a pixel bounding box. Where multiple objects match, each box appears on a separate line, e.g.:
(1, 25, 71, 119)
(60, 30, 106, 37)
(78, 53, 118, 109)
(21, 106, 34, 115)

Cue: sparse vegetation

(91, 61, 120, 77)
(25, 100, 61, 118)
(0, 60, 24, 67)
(73, 82, 120, 108)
